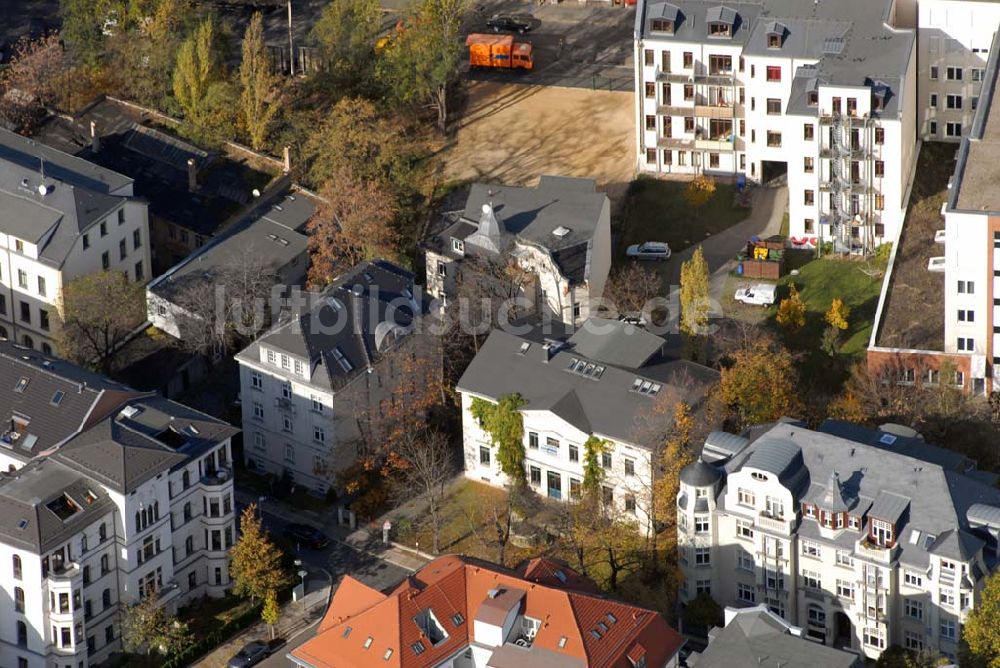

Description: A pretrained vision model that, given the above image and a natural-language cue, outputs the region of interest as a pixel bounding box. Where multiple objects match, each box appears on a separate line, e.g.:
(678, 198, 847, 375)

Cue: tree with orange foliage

(306, 168, 402, 289)
(719, 340, 801, 428)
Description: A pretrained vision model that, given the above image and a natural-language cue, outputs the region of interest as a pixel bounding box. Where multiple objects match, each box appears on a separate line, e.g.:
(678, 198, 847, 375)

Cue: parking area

(440, 80, 636, 205)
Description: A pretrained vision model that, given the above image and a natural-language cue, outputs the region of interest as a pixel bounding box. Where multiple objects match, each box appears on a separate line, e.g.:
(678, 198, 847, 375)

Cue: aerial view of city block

(0, 0, 999, 665)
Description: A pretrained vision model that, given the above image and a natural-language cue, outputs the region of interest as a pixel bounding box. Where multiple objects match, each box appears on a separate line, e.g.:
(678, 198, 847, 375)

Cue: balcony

(274, 397, 296, 413)
(756, 513, 794, 534)
(201, 466, 233, 488)
(157, 579, 181, 604)
(48, 561, 81, 582)
(855, 539, 897, 565)
(693, 72, 736, 85)
(656, 70, 692, 83)
(695, 137, 735, 151)
(656, 137, 695, 150)
(693, 103, 739, 119)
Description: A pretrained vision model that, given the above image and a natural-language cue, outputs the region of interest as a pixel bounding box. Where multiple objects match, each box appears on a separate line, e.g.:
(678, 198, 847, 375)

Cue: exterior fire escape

(820, 112, 878, 255)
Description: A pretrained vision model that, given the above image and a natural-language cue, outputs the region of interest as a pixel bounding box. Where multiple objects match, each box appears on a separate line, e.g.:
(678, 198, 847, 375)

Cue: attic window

(83, 490, 97, 504)
(383, 649, 393, 661)
(555, 569, 567, 583)
(650, 18, 674, 33)
(332, 347, 353, 372)
(909, 529, 921, 545)
(924, 534, 937, 550)
(767, 33, 781, 48)
(518, 342, 531, 355)
(606, 612, 618, 624)
(558, 636, 568, 648)
(342, 626, 352, 638)
(411, 641, 425, 656)
(632, 379, 661, 395)
(17, 518, 28, 530)
(364, 637, 373, 649)
(590, 629, 603, 639)
(552, 226, 571, 238)
(807, 91, 818, 106)
(413, 609, 449, 646)
(597, 622, 609, 633)
(879, 433, 897, 445)
(452, 612, 465, 626)
(708, 22, 731, 37)
(50, 391, 65, 406)
(14, 377, 28, 393)
(47, 493, 82, 521)
(452, 238, 465, 253)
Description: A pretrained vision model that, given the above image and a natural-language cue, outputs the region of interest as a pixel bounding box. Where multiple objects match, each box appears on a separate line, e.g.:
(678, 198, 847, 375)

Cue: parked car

(733, 283, 777, 306)
(227, 641, 271, 668)
(626, 242, 671, 261)
(618, 314, 648, 327)
(282, 522, 330, 549)
(487, 14, 533, 34)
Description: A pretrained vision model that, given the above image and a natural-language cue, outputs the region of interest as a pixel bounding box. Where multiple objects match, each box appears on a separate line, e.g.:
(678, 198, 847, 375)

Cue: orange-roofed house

(289, 554, 684, 668)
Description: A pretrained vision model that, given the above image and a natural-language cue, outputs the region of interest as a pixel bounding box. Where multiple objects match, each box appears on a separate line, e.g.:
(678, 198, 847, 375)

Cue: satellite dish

(481, 203, 492, 215)
(36, 183, 49, 196)
(252, 188, 261, 198)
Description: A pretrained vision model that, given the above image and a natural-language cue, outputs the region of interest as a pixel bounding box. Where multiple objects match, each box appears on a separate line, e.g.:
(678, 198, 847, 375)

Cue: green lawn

(618, 177, 750, 256)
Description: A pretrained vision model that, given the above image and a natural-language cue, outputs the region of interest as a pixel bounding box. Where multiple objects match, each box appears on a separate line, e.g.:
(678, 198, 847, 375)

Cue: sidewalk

(192, 585, 330, 668)
(235, 488, 434, 573)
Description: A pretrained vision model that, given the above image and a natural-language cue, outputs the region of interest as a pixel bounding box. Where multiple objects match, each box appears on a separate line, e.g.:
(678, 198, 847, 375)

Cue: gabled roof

(930, 529, 985, 561)
(292, 555, 683, 668)
(566, 318, 664, 368)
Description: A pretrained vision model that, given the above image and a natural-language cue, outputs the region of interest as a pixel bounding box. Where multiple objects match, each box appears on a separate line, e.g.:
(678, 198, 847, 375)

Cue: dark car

(282, 522, 329, 549)
(486, 14, 533, 34)
(227, 641, 270, 668)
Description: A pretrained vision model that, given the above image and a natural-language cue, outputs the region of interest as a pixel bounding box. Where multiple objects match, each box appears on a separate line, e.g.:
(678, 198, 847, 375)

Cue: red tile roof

(291, 555, 683, 668)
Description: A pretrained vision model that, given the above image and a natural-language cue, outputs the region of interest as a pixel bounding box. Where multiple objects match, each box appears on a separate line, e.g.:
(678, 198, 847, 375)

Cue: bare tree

(602, 263, 664, 317)
(390, 429, 455, 554)
(463, 488, 518, 566)
(448, 254, 532, 353)
(172, 245, 277, 357)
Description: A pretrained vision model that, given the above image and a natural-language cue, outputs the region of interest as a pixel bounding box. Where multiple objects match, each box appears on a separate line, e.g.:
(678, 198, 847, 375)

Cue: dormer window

(807, 91, 819, 106)
(767, 33, 781, 48)
(452, 238, 465, 254)
(871, 518, 894, 547)
(708, 22, 731, 37)
(651, 18, 674, 33)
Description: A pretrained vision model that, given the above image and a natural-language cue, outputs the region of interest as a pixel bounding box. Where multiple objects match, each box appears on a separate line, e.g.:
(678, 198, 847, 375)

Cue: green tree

(261, 589, 280, 640)
(679, 246, 710, 358)
(172, 17, 228, 134)
(55, 270, 147, 373)
(229, 504, 288, 603)
(582, 436, 609, 505)
(470, 394, 527, 488)
(239, 12, 281, 150)
(964, 570, 1000, 667)
(719, 342, 800, 428)
(377, 0, 468, 131)
(120, 590, 194, 658)
(59, 0, 107, 67)
(311, 0, 382, 87)
(681, 592, 722, 631)
(775, 282, 806, 331)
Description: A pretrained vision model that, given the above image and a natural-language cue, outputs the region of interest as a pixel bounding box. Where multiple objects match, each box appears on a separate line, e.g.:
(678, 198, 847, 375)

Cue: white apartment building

(0, 344, 238, 668)
(235, 260, 432, 495)
(456, 319, 718, 531)
(918, 0, 1000, 140)
(634, 0, 918, 252)
(423, 176, 611, 325)
(0, 128, 151, 353)
(678, 419, 1000, 662)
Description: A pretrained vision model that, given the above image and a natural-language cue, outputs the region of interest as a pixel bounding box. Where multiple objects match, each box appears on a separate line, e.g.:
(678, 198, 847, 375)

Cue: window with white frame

(765, 496, 784, 519)
(765, 597, 784, 618)
(253, 432, 265, 450)
(281, 382, 292, 400)
(835, 550, 853, 567)
(252, 401, 264, 420)
(738, 488, 755, 507)
(696, 580, 711, 595)
(314, 426, 326, 444)
(904, 630, 924, 651)
(294, 360, 304, 376)
(266, 349, 276, 365)
(737, 549, 754, 572)
(836, 579, 854, 600)
(737, 583, 755, 602)
(802, 570, 821, 590)
(904, 571, 923, 587)
(864, 627, 885, 649)
(904, 598, 923, 620)
(284, 444, 295, 463)
(802, 541, 821, 558)
(940, 588, 955, 607)
(695, 516, 709, 533)
(765, 568, 784, 590)
(871, 518, 894, 546)
(694, 548, 711, 566)
(736, 519, 754, 539)
(311, 395, 323, 412)
(940, 618, 956, 640)
(282, 415, 293, 432)
(250, 371, 262, 389)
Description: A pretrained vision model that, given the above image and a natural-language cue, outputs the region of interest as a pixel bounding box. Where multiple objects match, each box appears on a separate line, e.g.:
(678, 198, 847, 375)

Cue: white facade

(460, 392, 655, 531)
(1, 424, 235, 668)
(635, 17, 916, 251)
(917, 0, 1000, 140)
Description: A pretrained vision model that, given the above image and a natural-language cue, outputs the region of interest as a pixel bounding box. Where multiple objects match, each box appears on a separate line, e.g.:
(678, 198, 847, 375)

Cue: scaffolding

(820, 112, 880, 255)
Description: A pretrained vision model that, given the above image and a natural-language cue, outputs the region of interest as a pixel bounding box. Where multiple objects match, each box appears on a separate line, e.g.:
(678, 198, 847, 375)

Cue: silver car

(626, 242, 672, 261)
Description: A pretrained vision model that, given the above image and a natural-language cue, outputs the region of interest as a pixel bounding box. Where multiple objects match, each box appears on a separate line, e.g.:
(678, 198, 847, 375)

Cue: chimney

(283, 146, 291, 174)
(187, 158, 198, 192)
(89, 120, 100, 153)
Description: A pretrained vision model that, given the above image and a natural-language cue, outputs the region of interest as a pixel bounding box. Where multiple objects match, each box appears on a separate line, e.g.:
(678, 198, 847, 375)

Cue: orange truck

(466, 33, 534, 70)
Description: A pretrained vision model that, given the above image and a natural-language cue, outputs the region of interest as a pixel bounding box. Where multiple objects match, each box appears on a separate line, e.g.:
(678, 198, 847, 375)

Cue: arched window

(153, 501, 160, 521)
(41, 343, 52, 355)
(134, 511, 141, 532)
(12, 554, 21, 579)
(21, 335, 32, 349)
(185, 536, 193, 556)
(102, 589, 111, 609)
(183, 502, 191, 522)
(14, 586, 24, 612)
(16, 620, 27, 646)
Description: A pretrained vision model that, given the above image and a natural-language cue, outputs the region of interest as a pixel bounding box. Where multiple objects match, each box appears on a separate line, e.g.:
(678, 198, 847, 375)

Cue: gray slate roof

(0, 342, 141, 460)
(0, 127, 134, 267)
(565, 318, 665, 368)
(0, 458, 116, 552)
(457, 323, 717, 447)
(719, 422, 1000, 569)
(680, 458, 722, 487)
(150, 189, 313, 300)
(236, 260, 423, 394)
(690, 606, 860, 668)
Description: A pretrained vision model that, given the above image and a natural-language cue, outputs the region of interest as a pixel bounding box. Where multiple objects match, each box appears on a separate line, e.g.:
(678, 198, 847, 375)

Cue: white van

(734, 283, 777, 306)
